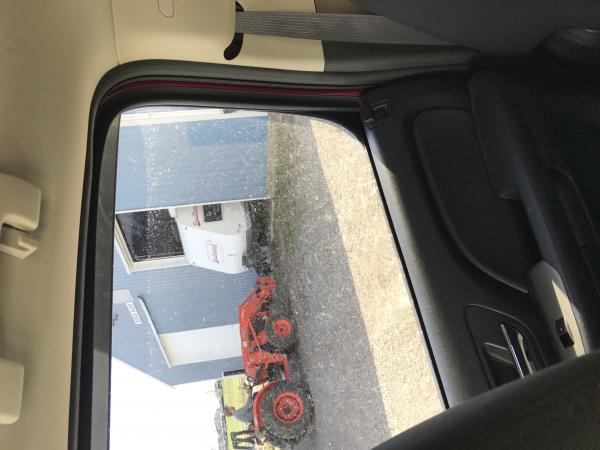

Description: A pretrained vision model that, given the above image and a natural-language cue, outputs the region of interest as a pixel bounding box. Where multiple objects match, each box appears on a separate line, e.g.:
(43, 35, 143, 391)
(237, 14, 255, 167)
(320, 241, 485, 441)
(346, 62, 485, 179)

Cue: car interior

(1, 0, 600, 449)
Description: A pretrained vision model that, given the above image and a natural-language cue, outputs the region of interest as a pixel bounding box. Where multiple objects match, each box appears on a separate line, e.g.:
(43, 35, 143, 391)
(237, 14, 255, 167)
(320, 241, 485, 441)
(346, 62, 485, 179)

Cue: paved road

(268, 115, 392, 450)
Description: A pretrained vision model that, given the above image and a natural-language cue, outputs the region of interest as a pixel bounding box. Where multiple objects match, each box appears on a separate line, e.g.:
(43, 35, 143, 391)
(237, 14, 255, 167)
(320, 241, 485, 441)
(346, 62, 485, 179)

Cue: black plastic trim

(95, 59, 474, 93)
(323, 41, 479, 72)
(361, 74, 557, 406)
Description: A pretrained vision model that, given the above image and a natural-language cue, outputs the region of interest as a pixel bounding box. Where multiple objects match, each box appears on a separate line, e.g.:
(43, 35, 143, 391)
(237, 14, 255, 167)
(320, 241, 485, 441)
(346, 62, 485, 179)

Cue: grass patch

(222, 375, 248, 450)
(268, 114, 303, 258)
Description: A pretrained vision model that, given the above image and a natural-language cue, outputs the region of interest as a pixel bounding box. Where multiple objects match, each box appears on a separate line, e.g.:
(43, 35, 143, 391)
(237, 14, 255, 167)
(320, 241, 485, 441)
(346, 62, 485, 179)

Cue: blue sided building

(111, 108, 268, 385)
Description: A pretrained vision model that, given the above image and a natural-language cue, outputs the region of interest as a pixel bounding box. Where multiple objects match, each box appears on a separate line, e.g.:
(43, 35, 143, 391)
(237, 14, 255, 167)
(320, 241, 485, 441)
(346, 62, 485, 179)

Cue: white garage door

(159, 324, 242, 366)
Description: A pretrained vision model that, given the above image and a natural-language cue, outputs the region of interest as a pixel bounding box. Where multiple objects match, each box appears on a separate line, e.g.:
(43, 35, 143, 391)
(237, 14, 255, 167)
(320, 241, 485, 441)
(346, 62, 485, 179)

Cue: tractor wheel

(261, 382, 313, 445)
(266, 315, 297, 351)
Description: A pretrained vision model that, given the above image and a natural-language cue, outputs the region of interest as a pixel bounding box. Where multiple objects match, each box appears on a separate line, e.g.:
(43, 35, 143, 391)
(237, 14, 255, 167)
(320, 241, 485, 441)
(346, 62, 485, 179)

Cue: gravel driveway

(266, 114, 442, 450)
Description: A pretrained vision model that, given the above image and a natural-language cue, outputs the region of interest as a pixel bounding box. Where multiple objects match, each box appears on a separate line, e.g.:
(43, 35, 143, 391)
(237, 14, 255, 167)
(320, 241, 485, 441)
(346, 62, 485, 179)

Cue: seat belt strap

(235, 12, 450, 46)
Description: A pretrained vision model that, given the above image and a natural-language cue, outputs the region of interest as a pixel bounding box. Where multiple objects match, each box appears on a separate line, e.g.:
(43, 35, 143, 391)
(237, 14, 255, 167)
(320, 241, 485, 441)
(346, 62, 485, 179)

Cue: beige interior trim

(111, 0, 234, 64)
(0, 2, 118, 448)
(528, 261, 585, 360)
(0, 174, 42, 259)
(112, 0, 324, 71)
(0, 358, 24, 425)
(0, 0, 322, 447)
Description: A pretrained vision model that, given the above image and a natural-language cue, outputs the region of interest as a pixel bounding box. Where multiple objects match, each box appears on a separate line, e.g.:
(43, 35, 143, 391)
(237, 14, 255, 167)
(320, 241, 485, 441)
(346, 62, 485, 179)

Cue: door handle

(500, 323, 537, 378)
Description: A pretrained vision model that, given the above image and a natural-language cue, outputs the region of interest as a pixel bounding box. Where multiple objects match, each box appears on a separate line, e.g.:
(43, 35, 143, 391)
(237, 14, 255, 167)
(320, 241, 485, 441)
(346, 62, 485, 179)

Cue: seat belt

(235, 12, 450, 46)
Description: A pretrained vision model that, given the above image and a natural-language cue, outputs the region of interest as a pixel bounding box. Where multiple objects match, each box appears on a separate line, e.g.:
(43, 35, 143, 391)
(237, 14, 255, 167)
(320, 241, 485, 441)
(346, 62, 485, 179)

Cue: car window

(109, 107, 443, 450)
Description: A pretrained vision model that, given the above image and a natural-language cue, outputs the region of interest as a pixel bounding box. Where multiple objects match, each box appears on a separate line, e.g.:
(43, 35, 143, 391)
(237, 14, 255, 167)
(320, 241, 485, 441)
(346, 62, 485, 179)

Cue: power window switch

(555, 317, 574, 349)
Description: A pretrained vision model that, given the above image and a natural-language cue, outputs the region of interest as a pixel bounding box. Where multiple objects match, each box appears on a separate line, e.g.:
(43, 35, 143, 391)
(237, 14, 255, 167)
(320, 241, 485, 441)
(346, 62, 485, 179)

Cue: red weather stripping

(104, 79, 363, 101)
(273, 390, 304, 424)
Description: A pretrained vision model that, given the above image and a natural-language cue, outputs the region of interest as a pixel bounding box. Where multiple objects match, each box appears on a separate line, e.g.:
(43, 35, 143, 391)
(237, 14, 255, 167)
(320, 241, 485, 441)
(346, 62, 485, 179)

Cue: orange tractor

(230, 277, 313, 448)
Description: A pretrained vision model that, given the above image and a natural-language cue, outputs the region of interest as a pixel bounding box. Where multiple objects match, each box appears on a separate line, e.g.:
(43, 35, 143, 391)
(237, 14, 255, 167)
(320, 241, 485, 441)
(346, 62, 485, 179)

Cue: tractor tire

(266, 315, 297, 351)
(261, 382, 313, 445)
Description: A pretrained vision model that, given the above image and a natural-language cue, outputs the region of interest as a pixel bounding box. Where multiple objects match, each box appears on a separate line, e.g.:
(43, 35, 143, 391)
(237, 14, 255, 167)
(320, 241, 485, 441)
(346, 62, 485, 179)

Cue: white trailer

(171, 200, 271, 275)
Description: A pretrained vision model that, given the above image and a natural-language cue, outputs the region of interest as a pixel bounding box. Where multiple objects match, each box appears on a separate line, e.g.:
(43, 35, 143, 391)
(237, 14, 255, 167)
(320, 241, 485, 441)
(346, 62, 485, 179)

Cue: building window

(203, 204, 223, 222)
(114, 209, 188, 272)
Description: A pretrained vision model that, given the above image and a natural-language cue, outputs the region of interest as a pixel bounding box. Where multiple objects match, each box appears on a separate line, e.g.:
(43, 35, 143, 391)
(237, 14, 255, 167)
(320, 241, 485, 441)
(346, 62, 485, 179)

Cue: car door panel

(360, 74, 557, 405)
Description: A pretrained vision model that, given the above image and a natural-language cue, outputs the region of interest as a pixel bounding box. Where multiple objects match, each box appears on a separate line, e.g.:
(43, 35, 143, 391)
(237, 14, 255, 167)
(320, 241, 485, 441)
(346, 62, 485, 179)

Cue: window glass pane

(110, 107, 442, 450)
(116, 209, 183, 261)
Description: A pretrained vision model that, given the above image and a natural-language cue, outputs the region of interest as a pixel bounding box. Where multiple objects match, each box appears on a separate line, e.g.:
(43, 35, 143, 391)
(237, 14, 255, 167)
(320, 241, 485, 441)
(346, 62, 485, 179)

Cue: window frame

(71, 67, 439, 450)
(113, 210, 189, 273)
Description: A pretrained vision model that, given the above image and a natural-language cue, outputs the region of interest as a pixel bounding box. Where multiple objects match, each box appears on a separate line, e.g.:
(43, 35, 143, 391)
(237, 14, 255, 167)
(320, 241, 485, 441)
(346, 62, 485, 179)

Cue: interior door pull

(500, 323, 537, 378)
